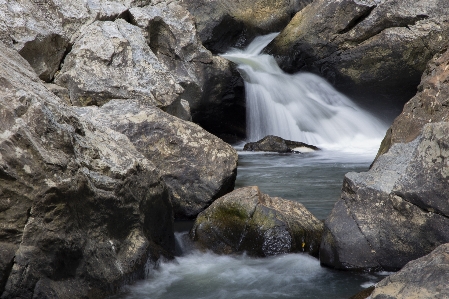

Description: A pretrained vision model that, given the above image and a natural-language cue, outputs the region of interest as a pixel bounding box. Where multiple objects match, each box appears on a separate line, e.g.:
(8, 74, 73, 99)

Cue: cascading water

(222, 33, 387, 152)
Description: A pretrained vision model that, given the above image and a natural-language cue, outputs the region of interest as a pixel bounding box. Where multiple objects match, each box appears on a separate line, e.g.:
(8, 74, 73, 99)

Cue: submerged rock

(370, 243, 449, 299)
(0, 42, 174, 298)
(266, 0, 449, 108)
(74, 99, 238, 220)
(190, 186, 323, 257)
(243, 135, 319, 153)
(320, 122, 449, 271)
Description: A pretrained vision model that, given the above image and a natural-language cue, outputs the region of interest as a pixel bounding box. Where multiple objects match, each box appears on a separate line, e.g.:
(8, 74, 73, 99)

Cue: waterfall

(222, 33, 387, 152)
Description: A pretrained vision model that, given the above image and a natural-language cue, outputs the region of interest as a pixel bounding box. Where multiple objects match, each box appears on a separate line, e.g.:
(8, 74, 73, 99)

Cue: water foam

(222, 34, 387, 153)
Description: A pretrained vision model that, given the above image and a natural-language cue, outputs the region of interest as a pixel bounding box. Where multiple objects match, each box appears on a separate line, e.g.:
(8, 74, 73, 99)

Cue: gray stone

(376, 46, 449, 160)
(266, 0, 449, 107)
(370, 243, 449, 299)
(54, 18, 183, 112)
(0, 42, 174, 298)
(129, 2, 246, 137)
(74, 99, 238, 219)
(320, 122, 449, 271)
(190, 186, 323, 257)
(0, 0, 130, 82)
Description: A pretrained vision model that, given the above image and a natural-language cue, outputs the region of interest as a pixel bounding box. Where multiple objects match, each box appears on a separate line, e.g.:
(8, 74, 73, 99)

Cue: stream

(114, 34, 393, 298)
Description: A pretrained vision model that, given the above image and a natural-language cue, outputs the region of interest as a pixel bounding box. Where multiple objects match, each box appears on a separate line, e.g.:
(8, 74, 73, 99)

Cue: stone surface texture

(320, 122, 449, 271)
(376, 46, 449, 159)
(0, 41, 174, 298)
(74, 100, 238, 220)
(266, 0, 449, 106)
(0, 0, 131, 82)
(129, 2, 246, 137)
(370, 243, 449, 299)
(54, 18, 183, 111)
(190, 186, 324, 257)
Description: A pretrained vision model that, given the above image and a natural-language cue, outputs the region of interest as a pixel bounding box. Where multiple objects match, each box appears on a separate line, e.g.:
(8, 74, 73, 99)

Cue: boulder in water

(369, 243, 449, 299)
(243, 135, 319, 153)
(190, 186, 324, 257)
(320, 121, 449, 271)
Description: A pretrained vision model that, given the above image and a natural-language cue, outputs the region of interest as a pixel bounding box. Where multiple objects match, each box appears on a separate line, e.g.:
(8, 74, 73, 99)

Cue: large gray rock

(266, 0, 449, 109)
(0, 42, 174, 298)
(320, 122, 449, 271)
(74, 99, 238, 220)
(129, 2, 246, 137)
(376, 46, 449, 160)
(370, 243, 449, 299)
(190, 186, 324, 257)
(178, 0, 312, 53)
(0, 0, 129, 82)
(54, 18, 183, 113)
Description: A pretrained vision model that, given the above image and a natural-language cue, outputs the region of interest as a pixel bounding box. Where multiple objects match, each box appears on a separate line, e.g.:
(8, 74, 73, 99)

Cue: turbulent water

(115, 35, 391, 299)
(222, 33, 387, 149)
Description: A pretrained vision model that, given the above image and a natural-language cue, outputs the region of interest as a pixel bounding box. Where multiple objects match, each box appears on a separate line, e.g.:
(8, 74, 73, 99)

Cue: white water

(116, 233, 388, 299)
(222, 33, 387, 155)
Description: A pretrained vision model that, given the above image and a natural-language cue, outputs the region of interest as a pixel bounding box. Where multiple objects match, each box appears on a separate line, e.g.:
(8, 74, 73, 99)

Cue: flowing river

(114, 34, 392, 299)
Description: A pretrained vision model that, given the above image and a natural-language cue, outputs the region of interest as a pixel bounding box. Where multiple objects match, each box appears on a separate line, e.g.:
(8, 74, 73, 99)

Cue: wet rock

(370, 243, 449, 299)
(54, 18, 183, 113)
(243, 135, 319, 153)
(129, 1, 246, 138)
(74, 99, 238, 220)
(320, 122, 449, 271)
(178, 0, 312, 53)
(0, 42, 174, 298)
(376, 46, 449, 160)
(266, 0, 449, 108)
(190, 186, 323, 257)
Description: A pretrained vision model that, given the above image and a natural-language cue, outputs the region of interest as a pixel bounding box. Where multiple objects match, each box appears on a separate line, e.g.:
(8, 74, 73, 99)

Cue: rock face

(320, 122, 449, 271)
(179, 0, 312, 54)
(74, 100, 238, 220)
(266, 0, 449, 108)
(128, 2, 246, 137)
(370, 243, 449, 299)
(190, 186, 324, 257)
(376, 46, 449, 159)
(0, 41, 174, 298)
(54, 18, 183, 112)
(243, 135, 319, 153)
(0, 0, 130, 82)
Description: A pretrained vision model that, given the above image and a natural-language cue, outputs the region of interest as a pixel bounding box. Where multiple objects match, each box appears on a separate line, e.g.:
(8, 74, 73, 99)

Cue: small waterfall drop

(222, 33, 387, 152)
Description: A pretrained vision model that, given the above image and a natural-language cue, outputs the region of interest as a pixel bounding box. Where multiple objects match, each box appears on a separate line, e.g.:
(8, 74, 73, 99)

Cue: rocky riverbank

(1, 0, 449, 298)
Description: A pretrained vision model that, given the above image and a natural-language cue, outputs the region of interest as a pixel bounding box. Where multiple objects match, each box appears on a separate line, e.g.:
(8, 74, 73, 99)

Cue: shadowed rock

(266, 0, 449, 111)
(244, 135, 319, 153)
(190, 186, 323, 257)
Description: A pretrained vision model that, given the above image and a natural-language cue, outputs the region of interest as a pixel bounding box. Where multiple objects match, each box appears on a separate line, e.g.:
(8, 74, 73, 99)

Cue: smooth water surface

(235, 149, 373, 220)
